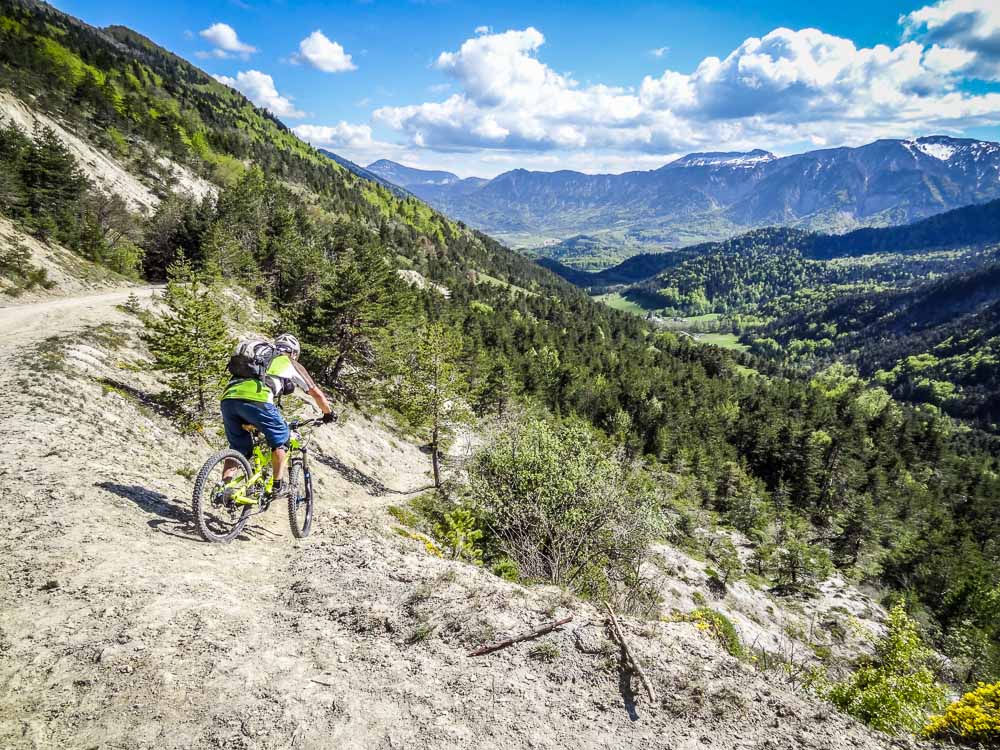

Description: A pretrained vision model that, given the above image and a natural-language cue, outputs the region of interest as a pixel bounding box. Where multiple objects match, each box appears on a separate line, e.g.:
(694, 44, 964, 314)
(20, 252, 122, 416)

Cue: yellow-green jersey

(221, 354, 317, 404)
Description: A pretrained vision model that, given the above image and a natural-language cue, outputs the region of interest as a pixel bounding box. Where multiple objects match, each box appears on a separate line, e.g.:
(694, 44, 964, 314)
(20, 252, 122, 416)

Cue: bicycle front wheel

(287, 458, 314, 539)
(193, 449, 254, 544)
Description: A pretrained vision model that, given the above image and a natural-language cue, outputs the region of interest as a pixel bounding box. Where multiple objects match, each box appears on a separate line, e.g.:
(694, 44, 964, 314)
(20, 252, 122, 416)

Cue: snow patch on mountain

(913, 141, 957, 161)
(669, 149, 776, 169)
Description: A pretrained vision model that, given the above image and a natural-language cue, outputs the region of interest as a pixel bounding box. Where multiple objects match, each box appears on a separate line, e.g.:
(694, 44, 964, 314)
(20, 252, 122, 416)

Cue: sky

(53, 0, 1000, 177)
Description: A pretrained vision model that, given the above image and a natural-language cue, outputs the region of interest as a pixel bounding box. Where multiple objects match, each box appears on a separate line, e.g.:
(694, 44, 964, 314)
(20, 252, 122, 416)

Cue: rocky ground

(0, 287, 905, 749)
(0, 216, 137, 303)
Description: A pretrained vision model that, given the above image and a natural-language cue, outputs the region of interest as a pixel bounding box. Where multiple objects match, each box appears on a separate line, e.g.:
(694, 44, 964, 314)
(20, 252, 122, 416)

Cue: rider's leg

(272, 446, 289, 483)
(222, 458, 240, 481)
(251, 401, 290, 492)
(220, 398, 253, 481)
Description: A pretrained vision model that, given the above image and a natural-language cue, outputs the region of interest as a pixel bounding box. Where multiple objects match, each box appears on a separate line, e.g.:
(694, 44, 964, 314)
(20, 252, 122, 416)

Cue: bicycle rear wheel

(287, 458, 313, 539)
(193, 449, 254, 543)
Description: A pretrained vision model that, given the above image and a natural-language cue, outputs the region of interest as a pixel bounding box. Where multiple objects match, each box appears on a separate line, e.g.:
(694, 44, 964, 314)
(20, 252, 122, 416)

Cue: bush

(433, 508, 483, 564)
(0, 241, 52, 294)
(679, 608, 744, 658)
(468, 415, 660, 601)
(528, 642, 561, 662)
(490, 557, 519, 582)
(923, 681, 1000, 745)
(827, 605, 946, 734)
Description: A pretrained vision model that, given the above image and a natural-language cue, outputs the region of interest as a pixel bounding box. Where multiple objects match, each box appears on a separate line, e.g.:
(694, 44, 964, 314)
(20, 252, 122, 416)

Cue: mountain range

(366, 136, 1000, 265)
(540, 197, 1000, 289)
(319, 150, 413, 199)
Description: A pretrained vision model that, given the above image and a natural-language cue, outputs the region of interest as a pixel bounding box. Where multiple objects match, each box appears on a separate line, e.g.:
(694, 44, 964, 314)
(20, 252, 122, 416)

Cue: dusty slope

(0, 217, 143, 304)
(0, 291, 900, 750)
(0, 89, 215, 211)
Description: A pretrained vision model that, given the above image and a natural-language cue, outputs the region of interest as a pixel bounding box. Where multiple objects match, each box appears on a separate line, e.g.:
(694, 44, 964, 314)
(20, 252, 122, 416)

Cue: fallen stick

(467, 616, 573, 657)
(604, 601, 657, 704)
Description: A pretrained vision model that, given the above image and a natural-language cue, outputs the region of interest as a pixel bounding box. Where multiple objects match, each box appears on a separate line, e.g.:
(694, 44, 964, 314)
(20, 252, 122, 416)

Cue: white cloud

(372, 24, 1000, 162)
(376, 28, 645, 151)
(292, 122, 373, 148)
(901, 0, 1000, 79)
(199, 22, 256, 59)
(213, 71, 305, 119)
(475, 25, 492, 35)
(650, 46, 669, 58)
(924, 43, 978, 73)
(292, 30, 357, 73)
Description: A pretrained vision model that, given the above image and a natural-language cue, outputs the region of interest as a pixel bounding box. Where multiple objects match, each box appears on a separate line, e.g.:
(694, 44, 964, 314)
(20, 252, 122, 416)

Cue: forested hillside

(751, 265, 1000, 431)
(547, 198, 1000, 292)
(543, 204, 1000, 432)
(1, 0, 999, 721)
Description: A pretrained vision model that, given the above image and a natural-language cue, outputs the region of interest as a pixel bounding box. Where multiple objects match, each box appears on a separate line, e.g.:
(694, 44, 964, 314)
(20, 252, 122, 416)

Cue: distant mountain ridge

(367, 136, 1000, 260)
(542, 197, 1000, 289)
(321, 151, 413, 198)
(366, 160, 464, 187)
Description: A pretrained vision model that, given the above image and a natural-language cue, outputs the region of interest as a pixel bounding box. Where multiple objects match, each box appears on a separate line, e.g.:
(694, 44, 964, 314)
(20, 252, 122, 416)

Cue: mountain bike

(191, 417, 322, 543)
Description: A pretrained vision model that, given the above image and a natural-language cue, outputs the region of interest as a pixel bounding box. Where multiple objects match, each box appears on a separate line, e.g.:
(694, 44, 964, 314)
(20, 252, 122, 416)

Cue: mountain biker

(220, 333, 334, 503)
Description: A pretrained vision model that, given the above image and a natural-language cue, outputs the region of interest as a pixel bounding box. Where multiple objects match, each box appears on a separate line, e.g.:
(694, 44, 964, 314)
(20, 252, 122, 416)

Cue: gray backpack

(226, 338, 277, 381)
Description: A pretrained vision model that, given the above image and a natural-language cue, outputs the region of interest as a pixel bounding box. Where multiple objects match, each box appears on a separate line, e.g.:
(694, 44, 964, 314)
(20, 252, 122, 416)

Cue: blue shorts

(220, 399, 290, 457)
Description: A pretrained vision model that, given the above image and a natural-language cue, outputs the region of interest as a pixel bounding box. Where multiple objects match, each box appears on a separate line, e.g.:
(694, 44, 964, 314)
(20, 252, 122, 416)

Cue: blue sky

(53, 0, 1000, 176)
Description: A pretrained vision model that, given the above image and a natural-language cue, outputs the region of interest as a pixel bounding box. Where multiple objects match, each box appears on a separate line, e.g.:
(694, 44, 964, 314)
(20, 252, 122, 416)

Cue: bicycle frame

(224, 435, 273, 505)
(224, 423, 311, 505)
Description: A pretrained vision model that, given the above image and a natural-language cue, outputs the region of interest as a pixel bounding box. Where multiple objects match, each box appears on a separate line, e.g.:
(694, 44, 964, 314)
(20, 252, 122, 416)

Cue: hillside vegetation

(1, 0, 999, 743)
(547, 198, 1000, 291)
(546, 204, 1000, 433)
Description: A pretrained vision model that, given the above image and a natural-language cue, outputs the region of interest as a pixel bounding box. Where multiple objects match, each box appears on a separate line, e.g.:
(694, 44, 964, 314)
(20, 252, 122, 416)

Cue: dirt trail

(0, 286, 158, 347)
(0, 289, 897, 750)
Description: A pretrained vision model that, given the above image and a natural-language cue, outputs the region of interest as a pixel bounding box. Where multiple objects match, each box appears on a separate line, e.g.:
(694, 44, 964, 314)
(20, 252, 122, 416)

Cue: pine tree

(832, 492, 879, 568)
(142, 257, 233, 429)
(0, 119, 28, 214)
(382, 321, 471, 488)
(20, 125, 87, 236)
(474, 354, 516, 417)
(773, 514, 833, 591)
(299, 225, 408, 398)
(142, 194, 211, 280)
(0, 166, 24, 215)
(201, 220, 259, 286)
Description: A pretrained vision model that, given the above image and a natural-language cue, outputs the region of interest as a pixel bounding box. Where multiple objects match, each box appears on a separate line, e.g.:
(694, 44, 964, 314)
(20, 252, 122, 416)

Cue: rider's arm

(308, 386, 333, 416)
(287, 359, 333, 417)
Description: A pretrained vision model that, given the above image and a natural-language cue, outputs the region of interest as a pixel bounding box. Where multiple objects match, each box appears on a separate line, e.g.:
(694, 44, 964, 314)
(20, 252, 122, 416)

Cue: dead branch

(604, 601, 657, 704)
(467, 616, 573, 657)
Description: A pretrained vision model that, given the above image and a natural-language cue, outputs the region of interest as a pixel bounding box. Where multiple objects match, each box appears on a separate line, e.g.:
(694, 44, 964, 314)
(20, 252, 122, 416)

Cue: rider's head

(275, 333, 301, 360)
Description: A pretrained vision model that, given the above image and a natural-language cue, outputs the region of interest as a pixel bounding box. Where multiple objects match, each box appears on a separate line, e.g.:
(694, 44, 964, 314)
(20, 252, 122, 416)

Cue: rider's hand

(322, 411, 336, 424)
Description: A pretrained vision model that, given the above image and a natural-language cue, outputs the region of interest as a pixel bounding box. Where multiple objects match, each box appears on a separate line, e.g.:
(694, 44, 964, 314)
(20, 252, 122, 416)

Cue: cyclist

(220, 333, 335, 503)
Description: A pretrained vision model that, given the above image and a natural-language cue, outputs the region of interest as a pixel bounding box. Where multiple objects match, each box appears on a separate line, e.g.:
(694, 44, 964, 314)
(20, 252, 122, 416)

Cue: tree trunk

(431, 426, 441, 488)
(330, 351, 348, 384)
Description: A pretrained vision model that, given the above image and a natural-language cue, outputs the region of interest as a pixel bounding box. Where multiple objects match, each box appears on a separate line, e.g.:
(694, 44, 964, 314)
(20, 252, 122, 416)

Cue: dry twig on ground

(604, 602, 657, 704)
(467, 616, 573, 657)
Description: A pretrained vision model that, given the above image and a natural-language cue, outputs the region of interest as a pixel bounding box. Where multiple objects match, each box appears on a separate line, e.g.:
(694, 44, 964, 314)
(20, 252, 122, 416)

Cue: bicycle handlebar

(288, 416, 328, 430)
